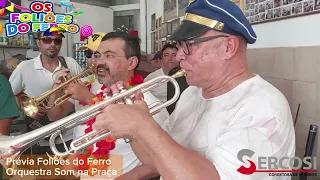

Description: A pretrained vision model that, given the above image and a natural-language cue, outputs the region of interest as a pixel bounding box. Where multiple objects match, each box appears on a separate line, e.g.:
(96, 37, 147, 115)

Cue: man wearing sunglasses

(8, 31, 82, 164)
(93, 0, 295, 180)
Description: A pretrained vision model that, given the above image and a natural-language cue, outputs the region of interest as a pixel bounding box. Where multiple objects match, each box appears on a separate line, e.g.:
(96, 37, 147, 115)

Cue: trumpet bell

(19, 95, 40, 118)
(19, 65, 96, 118)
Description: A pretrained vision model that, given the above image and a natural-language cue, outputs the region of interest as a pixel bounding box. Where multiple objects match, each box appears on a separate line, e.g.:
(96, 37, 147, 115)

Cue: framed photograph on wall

(243, 0, 320, 25)
(155, 30, 158, 41)
(164, 0, 178, 21)
(158, 30, 162, 40)
(178, 0, 189, 16)
(151, 32, 155, 53)
(171, 18, 180, 33)
(156, 18, 159, 29)
(158, 16, 162, 28)
(161, 23, 167, 38)
(167, 22, 172, 36)
(151, 13, 156, 31)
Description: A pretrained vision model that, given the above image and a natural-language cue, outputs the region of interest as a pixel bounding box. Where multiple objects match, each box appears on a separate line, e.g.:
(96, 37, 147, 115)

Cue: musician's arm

(118, 141, 159, 179)
(0, 75, 20, 135)
(115, 164, 158, 180)
(118, 92, 168, 179)
(134, 120, 220, 180)
(9, 63, 25, 108)
(47, 100, 74, 121)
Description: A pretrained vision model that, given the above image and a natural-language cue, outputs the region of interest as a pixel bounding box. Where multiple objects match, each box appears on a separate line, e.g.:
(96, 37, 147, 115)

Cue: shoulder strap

(58, 56, 68, 68)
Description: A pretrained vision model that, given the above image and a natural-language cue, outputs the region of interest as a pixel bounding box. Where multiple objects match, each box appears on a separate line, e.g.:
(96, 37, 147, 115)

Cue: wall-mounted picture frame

(151, 13, 156, 31)
(178, 0, 189, 16)
(156, 18, 159, 29)
(158, 16, 162, 28)
(164, 0, 178, 21)
(161, 23, 167, 38)
(151, 32, 155, 53)
(158, 30, 162, 41)
(155, 30, 158, 41)
(242, 0, 320, 25)
(167, 21, 172, 36)
(171, 18, 180, 33)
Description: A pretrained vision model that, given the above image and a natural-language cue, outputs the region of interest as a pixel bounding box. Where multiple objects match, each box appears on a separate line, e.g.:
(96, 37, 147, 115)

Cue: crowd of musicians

(0, 0, 296, 180)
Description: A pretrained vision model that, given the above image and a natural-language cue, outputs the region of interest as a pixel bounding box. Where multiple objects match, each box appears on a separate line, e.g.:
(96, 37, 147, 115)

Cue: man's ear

(36, 39, 41, 48)
(224, 36, 240, 59)
(128, 56, 139, 71)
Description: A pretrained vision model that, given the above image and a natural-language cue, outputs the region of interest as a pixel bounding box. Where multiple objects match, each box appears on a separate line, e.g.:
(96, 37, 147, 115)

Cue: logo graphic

(80, 25, 93, 37)
(236, 149, 317, 176)
(5, 1, 80, 38)
(237, 149, 257, 175)
(0, 0, 5, 8)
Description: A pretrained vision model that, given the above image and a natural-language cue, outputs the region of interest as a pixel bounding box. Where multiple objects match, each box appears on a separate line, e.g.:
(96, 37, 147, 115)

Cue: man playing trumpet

(7, 31, 82, 180)
(93, 0, 295, 179)
(48, 31, 169, 179)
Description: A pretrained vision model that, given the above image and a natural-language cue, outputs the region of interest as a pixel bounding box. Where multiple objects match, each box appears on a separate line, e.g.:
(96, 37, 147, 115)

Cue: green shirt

(0, 74, 20, 120)
(0, 74, 20, 180)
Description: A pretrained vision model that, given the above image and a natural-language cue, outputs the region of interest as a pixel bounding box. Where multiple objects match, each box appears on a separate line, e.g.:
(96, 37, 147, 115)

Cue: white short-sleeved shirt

(9, 54, 83, 146)
(161, 75, 295, 180)
(73, 87, 170, 179)
(144, 68, 167, 102)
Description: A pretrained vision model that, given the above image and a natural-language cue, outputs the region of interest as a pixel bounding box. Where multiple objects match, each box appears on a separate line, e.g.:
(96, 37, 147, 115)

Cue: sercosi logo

(236, 149, 318, 176)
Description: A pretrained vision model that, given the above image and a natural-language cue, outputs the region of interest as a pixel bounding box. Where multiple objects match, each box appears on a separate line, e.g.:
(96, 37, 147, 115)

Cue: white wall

(69, 2, 114, 44)
(145, 0, 320, 51)
(114, 10, 140, 34)
(248, 13, 320, 49)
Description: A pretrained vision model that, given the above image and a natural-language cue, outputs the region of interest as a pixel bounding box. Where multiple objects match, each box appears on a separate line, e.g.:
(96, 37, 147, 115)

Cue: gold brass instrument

(0, 69, 185, 164)
(19, 64, 96, 118)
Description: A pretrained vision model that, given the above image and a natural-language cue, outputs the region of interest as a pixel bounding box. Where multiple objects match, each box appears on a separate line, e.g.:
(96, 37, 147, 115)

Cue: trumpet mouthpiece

(171, 69, 186, 79)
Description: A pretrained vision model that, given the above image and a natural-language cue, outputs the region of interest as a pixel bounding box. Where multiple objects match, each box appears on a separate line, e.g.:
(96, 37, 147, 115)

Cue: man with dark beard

(9, 31, 82, 156)
(49, 31, 169, 180)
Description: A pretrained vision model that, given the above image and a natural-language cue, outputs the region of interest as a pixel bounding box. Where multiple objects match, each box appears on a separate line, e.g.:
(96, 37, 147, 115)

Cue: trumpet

(19, 64, 96, 118)
(0, 70, 185, 163)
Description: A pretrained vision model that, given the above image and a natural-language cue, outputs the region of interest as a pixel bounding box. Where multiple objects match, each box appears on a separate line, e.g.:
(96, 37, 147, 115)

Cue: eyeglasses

(38, 37, 63, 45)
(177, 35, 228, 55)
(92, 52, 126, 60)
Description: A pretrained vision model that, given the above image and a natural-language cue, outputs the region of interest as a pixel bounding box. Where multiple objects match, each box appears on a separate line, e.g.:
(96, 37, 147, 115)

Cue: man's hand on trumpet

(52, 68, 95, 104)
(93, 81, 157, 141)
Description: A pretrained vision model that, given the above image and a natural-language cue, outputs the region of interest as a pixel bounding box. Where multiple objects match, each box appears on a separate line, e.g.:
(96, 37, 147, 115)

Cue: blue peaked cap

(169, 0, 257, 44)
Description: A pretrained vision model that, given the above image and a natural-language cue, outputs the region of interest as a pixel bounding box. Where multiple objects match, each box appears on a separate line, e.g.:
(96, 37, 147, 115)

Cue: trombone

(0, 69, 185, 164)
(18, 64, 96, 118)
